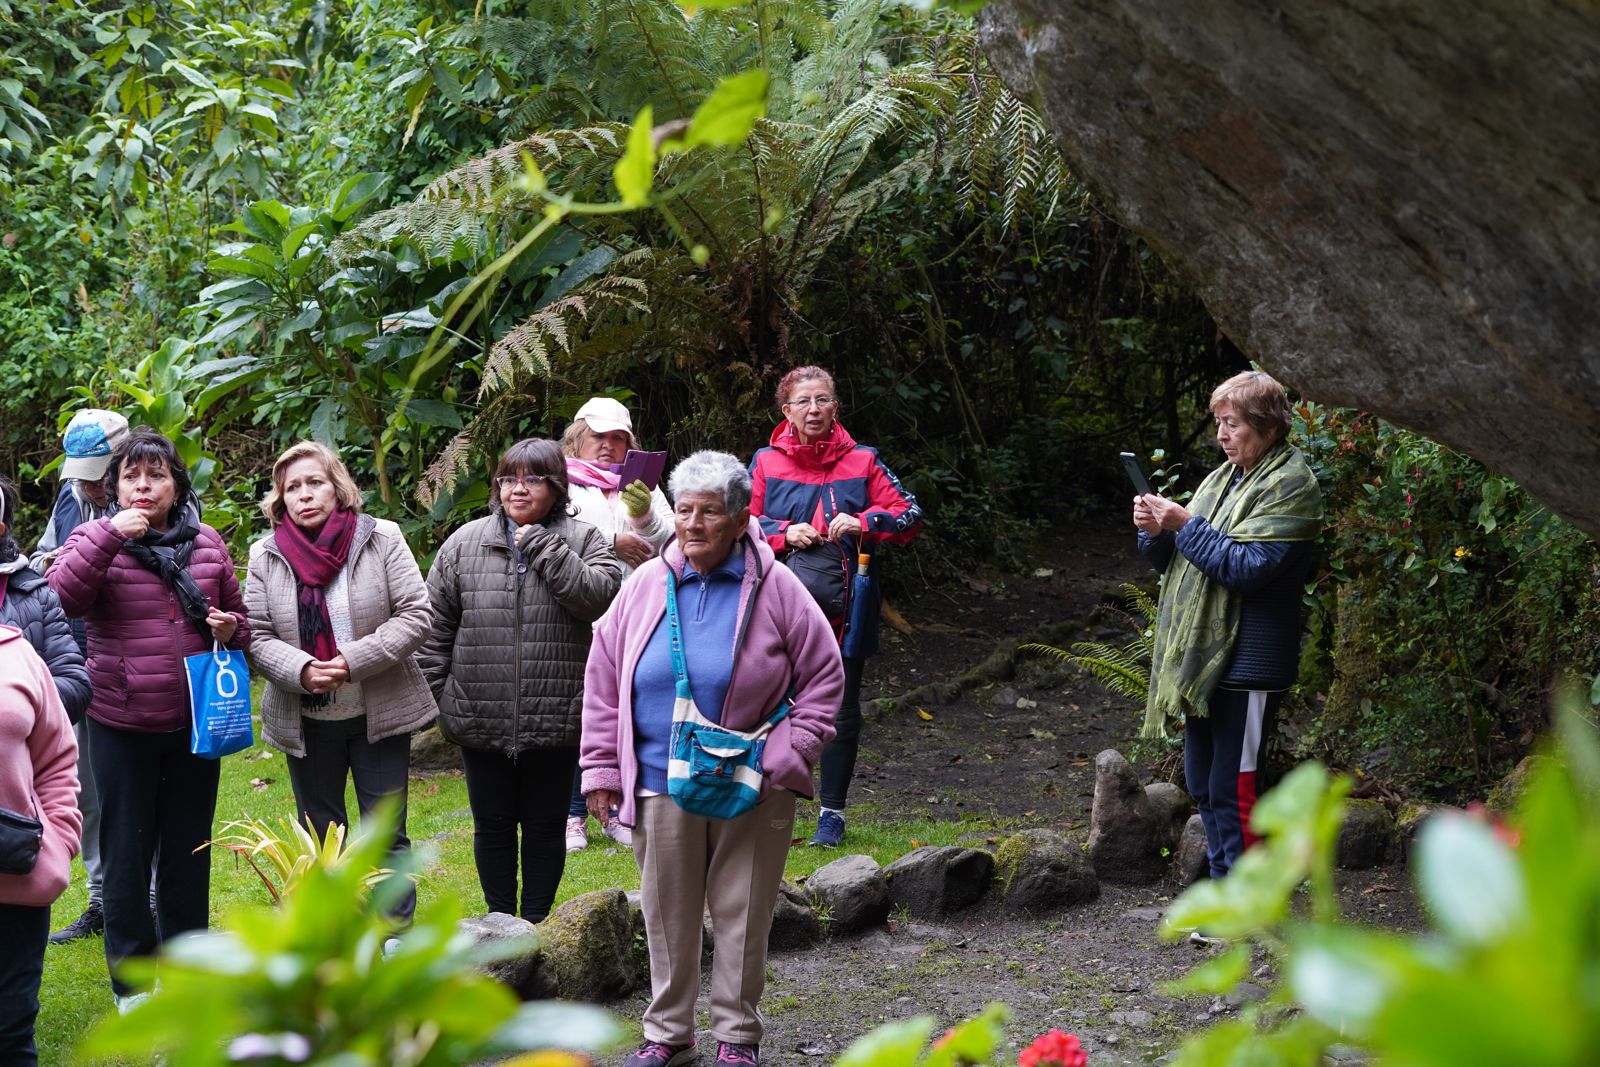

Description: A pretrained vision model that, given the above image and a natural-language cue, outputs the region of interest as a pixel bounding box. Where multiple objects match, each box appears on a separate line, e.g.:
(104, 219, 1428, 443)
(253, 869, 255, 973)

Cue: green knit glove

(620, 479, 652, 519)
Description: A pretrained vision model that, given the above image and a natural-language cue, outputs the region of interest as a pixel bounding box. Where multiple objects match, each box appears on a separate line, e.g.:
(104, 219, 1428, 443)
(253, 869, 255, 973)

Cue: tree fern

(352, 0, 1085, 505)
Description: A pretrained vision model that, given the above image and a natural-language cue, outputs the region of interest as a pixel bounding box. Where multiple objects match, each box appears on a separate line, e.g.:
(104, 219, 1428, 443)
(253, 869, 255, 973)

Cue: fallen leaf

(1023, 810, 1037, 817)
(917, 708, 934, 721)
(1030, 728, 1057, 740)
(1032, 568, 1054, 579)
(1016, 697, 1039, 709)
(249, 777, 274, 791)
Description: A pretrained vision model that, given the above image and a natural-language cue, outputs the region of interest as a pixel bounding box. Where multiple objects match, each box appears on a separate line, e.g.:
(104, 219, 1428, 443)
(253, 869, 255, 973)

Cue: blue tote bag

(186, 640, 254, 759)
(663, 569, 789, 819)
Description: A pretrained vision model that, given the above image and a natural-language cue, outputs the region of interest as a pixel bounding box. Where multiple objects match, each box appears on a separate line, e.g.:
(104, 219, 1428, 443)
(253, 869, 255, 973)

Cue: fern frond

(943, 51, 1081, 229)
(416, 429, 477, 513)
(330, 198, 488, 266)
(591, 0, 718, 120)
(422, 125, 630, 206)
(790, 152, 934, 286)
(479, 272, 650, 397)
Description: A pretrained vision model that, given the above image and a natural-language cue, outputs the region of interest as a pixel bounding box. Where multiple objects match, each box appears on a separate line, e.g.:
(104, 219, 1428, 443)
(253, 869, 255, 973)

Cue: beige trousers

(634, 788, 797, 1046)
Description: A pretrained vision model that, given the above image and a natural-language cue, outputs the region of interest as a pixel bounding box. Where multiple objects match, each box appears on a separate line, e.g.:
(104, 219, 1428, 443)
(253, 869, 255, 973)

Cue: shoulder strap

(664, 568, 692, 700)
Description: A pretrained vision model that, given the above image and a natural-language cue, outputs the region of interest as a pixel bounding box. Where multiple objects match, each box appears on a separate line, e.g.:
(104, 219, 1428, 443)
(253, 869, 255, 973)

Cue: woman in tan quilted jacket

(244, 441, 435, 920)
(419, 438, 623, 920)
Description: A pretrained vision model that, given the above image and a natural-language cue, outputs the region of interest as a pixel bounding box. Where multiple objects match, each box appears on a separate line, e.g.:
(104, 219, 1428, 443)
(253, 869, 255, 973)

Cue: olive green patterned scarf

(1142, 442, 1323, 739)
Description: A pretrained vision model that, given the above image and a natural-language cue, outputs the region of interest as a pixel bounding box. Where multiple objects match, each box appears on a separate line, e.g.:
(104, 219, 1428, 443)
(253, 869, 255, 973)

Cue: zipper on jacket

(512, 539, 524, 759)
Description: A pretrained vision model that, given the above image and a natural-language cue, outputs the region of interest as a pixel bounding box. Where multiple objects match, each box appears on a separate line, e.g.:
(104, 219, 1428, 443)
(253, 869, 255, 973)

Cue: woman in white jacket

(558, 396, 672, 849)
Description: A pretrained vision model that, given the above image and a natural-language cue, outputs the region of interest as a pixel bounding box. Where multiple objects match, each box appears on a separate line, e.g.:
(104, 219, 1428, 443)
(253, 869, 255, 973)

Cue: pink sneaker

(602, 814, 634, 846)
(564, 816, 588, 852)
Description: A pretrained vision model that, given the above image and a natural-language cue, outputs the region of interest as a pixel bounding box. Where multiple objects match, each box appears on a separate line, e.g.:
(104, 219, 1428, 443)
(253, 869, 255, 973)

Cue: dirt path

(602, 520, 1422, 1066)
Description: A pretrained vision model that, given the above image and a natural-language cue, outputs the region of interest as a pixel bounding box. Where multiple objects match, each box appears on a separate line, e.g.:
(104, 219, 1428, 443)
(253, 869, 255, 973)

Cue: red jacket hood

(767, 419, 859, 470)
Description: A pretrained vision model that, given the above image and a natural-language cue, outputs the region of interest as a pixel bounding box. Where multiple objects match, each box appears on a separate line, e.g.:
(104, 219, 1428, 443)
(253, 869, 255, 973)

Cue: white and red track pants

(1185, 687, 1283, 879)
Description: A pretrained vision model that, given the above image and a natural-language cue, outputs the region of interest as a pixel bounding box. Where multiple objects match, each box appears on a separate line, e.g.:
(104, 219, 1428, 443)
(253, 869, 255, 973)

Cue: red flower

(1019, 1030, 1087, 1067)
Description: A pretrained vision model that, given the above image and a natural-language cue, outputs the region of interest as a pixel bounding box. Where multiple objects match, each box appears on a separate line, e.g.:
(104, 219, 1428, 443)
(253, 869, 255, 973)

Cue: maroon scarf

(276, 508, 357, 703)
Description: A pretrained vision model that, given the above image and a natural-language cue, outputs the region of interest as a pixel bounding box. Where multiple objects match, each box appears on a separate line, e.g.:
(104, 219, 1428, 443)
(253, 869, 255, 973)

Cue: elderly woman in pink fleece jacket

(0, 626, 81, 1065)
(582, 450, 842, 1067)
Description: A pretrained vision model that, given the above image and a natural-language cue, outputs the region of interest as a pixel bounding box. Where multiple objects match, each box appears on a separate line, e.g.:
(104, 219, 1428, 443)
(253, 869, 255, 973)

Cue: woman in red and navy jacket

(748, 365, 922, 847)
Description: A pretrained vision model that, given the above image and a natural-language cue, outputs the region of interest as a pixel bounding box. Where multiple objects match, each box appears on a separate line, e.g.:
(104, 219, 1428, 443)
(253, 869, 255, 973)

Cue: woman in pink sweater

(582, 451, 842, 1067)
(0, 626, 81, 1064)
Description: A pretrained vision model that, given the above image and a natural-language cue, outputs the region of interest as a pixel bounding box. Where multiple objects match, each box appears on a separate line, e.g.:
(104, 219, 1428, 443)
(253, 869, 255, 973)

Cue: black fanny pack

(0, 801, 42, 876)
(785, 541, 849, 620)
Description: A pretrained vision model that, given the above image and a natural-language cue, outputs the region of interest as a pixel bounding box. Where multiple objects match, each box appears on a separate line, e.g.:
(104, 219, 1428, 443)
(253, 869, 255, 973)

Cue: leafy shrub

(1292, 402, 1600, 794)
(85, 804, 619, 1066)
(1160, 692, 1600, 1067)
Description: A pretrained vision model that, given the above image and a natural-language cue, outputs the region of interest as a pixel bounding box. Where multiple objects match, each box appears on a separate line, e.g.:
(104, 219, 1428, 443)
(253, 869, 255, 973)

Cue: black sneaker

(50, 902, 104, 944)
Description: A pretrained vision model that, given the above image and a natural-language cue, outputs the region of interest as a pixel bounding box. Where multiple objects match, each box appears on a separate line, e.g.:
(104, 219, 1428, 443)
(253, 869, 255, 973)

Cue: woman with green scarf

(1134, 371, 1322, 881)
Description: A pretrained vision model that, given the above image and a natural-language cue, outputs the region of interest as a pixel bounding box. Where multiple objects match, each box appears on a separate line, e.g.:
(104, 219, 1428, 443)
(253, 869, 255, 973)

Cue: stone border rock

(458, 748, 1407, 1002)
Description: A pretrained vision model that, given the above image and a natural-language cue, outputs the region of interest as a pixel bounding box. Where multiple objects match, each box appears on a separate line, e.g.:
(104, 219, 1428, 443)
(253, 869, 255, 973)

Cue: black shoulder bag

(0, 799, 43, 876)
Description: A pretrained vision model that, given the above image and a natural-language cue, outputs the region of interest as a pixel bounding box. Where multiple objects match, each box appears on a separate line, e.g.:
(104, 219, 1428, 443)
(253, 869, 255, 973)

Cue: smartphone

(613, 449, 668, 491)
(1120, 451, 1154, 497)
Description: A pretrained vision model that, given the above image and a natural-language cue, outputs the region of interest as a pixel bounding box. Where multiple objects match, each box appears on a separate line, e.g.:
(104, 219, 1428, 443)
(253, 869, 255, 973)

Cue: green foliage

(83, 804, 621, 1067)
(361, 0, 1074, 501)
(836, 1002, 1010, 1067)
(1292, 401, 1600, 793)
(205, 814, 388, 905)
(1021, 582, 1156, 702)
(1162, 694, 1600, 1067)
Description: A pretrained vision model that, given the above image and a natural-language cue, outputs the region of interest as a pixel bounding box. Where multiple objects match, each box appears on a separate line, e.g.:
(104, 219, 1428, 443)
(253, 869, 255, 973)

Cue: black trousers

(817, 654, 866, 809)
(0, 903, 49, 1066)
(88, 720, 219, 997)
(460, 745, 579, 921)
(285, 715, 415, 920)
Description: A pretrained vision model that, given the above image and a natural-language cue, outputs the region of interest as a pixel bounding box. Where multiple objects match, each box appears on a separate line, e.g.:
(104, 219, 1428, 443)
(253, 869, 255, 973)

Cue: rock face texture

(980, 1, 1600, 537)
(993, 828, 1100, 912)
(534, 889, 640, 1001)
(883, 846, 995, 918)
(1088, 749, 1166, 884)
(806, 853, 892, 936)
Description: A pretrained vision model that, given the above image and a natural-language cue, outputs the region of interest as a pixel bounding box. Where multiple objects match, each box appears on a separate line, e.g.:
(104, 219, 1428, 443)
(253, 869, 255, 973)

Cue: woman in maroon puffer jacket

(49, 429, 249, 1007)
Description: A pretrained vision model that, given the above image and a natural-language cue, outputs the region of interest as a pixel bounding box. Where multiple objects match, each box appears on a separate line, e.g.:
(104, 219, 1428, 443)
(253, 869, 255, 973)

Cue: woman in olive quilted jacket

(418, 438, 622, 920)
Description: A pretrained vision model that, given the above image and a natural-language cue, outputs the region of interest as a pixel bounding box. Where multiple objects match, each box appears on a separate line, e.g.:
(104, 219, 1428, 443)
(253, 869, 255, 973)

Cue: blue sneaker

(811, 810, 845, 847)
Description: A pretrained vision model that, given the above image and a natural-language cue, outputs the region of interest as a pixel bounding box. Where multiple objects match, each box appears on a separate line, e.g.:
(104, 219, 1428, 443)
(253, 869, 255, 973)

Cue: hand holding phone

(1120, 452, 1154, 498)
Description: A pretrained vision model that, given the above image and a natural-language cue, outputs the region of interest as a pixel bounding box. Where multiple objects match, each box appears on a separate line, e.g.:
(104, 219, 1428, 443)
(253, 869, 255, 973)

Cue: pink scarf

(565, 458, 620, 491)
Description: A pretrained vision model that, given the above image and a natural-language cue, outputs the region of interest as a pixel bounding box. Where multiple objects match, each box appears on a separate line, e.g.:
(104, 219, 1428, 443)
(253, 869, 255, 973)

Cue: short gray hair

(668, 451, 751, 514)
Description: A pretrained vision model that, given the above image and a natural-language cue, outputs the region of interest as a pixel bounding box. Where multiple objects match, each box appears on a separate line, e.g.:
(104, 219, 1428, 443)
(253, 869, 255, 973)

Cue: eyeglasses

(785, 396, 836, 409)
(496, 475, 548, 491)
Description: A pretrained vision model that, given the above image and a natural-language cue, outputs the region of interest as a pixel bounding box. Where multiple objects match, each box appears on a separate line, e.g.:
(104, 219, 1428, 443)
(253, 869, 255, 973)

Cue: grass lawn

(36, 716, 1011, 1066)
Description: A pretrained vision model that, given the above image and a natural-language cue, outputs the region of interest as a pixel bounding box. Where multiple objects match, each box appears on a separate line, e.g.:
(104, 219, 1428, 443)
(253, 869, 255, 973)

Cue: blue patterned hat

(60, 409, 130, 481)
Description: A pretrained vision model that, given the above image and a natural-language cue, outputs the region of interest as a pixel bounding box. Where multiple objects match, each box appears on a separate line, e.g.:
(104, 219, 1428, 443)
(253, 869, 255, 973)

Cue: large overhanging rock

(979, 1, 1600, 537)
